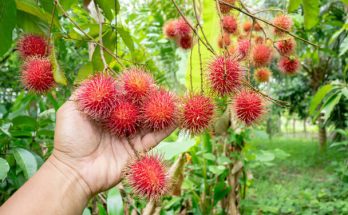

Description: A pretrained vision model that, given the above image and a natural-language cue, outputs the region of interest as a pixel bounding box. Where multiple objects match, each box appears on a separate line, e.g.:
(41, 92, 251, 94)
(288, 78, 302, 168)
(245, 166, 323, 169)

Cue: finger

(136, 125, 177, 153)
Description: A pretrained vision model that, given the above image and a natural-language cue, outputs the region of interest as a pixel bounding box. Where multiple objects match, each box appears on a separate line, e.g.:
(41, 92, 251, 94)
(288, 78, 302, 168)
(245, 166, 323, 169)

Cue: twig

(220, 0, 318, 47)
(192, 0, 215, 53)
(55, 0, 125, 68)
(170, 0, 217, 55)
(189, 45, 193, 92)
(243, 80, 289, 107)
(94, 1, 109, 72)
(197, 39, 204, 94)
(46, 2, 57, 55)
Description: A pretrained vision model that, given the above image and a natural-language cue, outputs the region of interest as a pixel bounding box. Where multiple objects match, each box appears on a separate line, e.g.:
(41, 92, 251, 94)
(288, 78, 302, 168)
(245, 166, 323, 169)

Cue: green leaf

(95, 0, 119, 21)
(61, 0, 77, 11)
(117, 26, 134, 53)
(203, 153, 216, 161)
(186, 0, 219, 90)
(155, 134, 195, 160)
(75, 62, 94, 84)
(342, 87, 348, 99)
(82, 208, 91, 215)
(0, 0, 17, 56)
(51, 43, 68, 85)
(321, 92, 342, 123)
(309, 84, 334, 116)
(339, 36, 348, 56)
(208, 165, 226, 175)
(98, 203, 107, 215)
(107, 187, 123, 215)
(0, 158, 10, 180)
(341, 0, 348, 5)
(302, 0, 319, 29)
(213, 182, 231, 204)
(15, 0, 59, 27)
(256, 150, 275, 162)
(288, 0, 301, 12)
(13, 148, 39, 179)
(16, 10, 46, 34)
(11, 115, 37, 128)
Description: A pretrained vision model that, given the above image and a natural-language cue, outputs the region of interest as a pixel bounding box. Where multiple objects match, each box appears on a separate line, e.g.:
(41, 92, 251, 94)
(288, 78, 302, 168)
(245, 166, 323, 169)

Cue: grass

(241, 132, 348, 215)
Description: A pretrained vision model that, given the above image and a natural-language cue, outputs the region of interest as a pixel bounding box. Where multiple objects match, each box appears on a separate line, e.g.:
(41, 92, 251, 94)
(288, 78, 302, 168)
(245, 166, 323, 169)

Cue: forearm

(0, 155, 90, 215)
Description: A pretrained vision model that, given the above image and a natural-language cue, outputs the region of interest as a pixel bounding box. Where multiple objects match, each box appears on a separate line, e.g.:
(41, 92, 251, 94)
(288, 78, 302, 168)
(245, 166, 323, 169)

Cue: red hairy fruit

(252, 44, 273, 67)
(76, 74, 119, 120)
(181, 95, 215, 134)
(218, 33, 231, 49)
(254, 36, 264, 44)
(18, 34, 49, 58)
(126, 154, 168, 199)
(219, 0, 236, 14)
(254, 22, 262, 31)
(254, 67, 272, 83)
(21, 57, 55, 93)
(233, 90, 265, 125)
(177, 34, 194, 50)
(142, 89, 177, 131)
(222, 15, 238, 34)
(163, 20, 178, 39)
(175, 18, 192, 37)
(208, 56, 242, 96)
(120, 68, 155, 103)
(273, 14, 293, 35)
(243, 21, 252, 33)
(238, 39, 251, 60)
(278, 56, 300, 75)
(276, 38, 296, 56)
(105, 101, 139, 137)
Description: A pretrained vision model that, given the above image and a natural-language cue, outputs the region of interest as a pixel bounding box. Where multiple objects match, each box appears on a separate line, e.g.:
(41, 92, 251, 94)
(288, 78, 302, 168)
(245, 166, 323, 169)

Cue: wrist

(47, 155, 92, 200)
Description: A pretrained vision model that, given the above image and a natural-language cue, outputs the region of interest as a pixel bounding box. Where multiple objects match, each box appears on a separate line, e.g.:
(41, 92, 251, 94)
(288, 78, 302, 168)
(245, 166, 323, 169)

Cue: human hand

(51, 99, 176, 197)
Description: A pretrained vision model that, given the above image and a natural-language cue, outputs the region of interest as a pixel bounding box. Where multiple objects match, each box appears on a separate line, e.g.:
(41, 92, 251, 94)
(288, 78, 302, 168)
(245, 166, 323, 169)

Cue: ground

(242, 133, 348, 215)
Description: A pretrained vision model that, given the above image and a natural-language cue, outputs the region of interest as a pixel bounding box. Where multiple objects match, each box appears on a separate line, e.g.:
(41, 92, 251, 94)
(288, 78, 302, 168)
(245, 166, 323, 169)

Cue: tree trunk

(318, 112, 327, 151)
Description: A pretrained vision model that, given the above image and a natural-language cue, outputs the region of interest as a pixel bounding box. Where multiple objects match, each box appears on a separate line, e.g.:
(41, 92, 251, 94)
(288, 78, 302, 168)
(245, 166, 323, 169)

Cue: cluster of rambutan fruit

(17, 35, 56, 93)
(217, 8, 301, 81)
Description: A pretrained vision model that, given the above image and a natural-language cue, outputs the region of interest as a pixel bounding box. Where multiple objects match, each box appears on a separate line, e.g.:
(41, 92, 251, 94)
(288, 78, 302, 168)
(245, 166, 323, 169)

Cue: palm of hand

(53, 100, 175, 195)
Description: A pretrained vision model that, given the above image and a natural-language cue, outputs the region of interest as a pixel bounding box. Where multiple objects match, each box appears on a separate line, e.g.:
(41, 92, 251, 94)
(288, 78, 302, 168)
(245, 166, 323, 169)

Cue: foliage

(242, 136, 348, 214)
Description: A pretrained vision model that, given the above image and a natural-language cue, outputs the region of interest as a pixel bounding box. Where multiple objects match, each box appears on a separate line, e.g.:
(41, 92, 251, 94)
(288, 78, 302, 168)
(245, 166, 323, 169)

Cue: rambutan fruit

(163, 20, 178, 39)
(222, 15, 238, 34)
(21, 57, 55, 93)
(227, 44, 237, 56)
(233, 90, 265, 126)
(177, 34, 194, 49)
(119, 68, 155, 103)
(219, 0, 236, 14)
(181, 94, 215, 134)
(275, 38, 296, 56)
(76, 74, 119, 120)
(17, 34, 49, 58)
(254, 67, 272, 83)
(125, 154, 168, 199)
(218, 33, 231, 49)
(254, 36, 264, 44)
(208, 56, 242, 96)
(141, 89, 178, 131)
(254, 22, 262, 31)
(251, 44, 273, 67)
(175, 18, 192, 37)
(237, 39, 251, 60)
(278, 56, 300, 75)
(273, 14, 293, 36)
(104, 100, 139, 137)
(243, 21, 252, 33)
